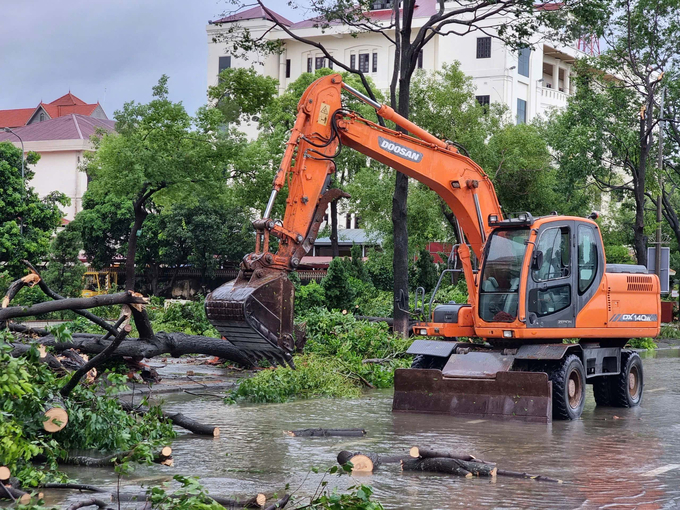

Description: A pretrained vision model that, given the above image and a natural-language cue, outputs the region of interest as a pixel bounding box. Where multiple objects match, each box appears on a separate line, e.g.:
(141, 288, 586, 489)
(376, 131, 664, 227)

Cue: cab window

(532, 227, 570, 281)
(578, 225, 598, 294)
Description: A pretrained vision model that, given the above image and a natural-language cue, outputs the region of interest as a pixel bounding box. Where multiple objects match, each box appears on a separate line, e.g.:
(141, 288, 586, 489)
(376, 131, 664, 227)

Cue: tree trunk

(43, 396, 69, 433)
(284, 428, 365, 437)
(409, 446, 495, 465)
(119, 399, 220, 436)
(497, 469, 562, 483)
(330, 199, 340, 258)
(35, 331, 252, 367)
(126, 197, 149, 292)
(401, 458, 473, 478)
(392, 73, 413, 338)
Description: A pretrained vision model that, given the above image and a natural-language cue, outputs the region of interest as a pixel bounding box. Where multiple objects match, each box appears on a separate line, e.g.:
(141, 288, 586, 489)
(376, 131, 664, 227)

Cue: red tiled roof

(0, 114, 115, 143)
(49, 92, 88, 106)
(0, 92, 103, 128)
(211, 5, 292, 25)
(534, 2, 564, 10)
(0, 108, 36, 128)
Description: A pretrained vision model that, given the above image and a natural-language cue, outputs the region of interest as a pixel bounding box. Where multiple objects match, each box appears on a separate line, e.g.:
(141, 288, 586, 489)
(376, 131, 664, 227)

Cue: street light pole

(2, 127, 25, 235)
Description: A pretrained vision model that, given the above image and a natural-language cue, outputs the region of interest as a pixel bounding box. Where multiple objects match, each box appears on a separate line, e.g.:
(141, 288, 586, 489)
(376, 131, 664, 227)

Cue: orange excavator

(206, 74, 660, 422)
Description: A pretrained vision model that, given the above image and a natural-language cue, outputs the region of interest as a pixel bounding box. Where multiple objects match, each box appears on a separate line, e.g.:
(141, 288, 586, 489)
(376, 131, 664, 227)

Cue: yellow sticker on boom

(318, 102, 330, 126)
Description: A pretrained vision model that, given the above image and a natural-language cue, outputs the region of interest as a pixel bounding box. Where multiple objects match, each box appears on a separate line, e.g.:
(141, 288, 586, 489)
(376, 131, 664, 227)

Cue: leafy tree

(547, 0, 680, 264)
(415, 248, 439, 291)
(82, 75, 241, 291)
(221, 0, 606, 335)
(321, 257, 356, 311)
(0, 142, 68, 273)
(207, 67, 278, 124)
(483, 124, 559, 216)
(42, 225, 87, 297)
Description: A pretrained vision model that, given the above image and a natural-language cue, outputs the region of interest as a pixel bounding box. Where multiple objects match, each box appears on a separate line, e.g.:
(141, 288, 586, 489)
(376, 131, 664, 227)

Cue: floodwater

(51, 349, 680, 509)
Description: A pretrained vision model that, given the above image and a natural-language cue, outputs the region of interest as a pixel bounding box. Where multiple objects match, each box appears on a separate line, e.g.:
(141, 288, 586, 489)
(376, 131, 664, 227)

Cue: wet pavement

(47, 348, 680, 509)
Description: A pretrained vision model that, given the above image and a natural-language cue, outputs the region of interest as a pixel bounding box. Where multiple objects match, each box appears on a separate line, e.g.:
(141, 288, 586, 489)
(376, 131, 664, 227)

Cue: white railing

(539, 86, 569, 109)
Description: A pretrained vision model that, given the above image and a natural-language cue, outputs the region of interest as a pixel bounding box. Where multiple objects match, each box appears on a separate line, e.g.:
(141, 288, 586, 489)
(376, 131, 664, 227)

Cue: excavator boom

(206, 73, 501, 363)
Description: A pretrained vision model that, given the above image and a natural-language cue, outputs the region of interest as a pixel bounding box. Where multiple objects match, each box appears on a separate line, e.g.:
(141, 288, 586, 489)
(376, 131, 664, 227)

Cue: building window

(39, 112, 46, 122)
(476, 37, 491, 59)
(315, 56, 325, 70)
(516, 98, 527, 124)
(286, 59, 291, 78)
(307, 57, 312, 73)
(372, 52, 378, 72)
(218, 56, 231, 74)
(355, 215, 362, 229)
(417, 50, 423, 69)
(370, 1, 393, 9)
(359, 53, 370, 72)
(476, 95, 490, 109)
(518, 47, 531, 77)
(346, 215, 352, 229)
(350, 54, 356, 70)
(328, 58, 333, 69)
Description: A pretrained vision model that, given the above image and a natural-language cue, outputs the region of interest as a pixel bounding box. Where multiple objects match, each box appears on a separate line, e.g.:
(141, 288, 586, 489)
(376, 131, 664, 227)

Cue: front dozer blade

(393, 360, 552, 423)
(205, 270, 295, 367)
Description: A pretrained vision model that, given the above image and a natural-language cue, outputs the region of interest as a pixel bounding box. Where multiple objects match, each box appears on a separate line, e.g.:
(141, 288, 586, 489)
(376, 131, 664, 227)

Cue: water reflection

(52, 354, 680, 509)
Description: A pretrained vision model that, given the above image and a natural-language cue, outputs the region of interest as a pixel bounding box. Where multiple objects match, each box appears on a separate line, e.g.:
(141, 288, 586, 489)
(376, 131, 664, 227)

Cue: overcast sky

(0, 0, 302, 118)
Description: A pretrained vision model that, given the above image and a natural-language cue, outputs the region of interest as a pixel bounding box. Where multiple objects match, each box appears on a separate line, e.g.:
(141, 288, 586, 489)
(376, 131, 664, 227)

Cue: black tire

(411, 355, 448, 370)
(549, 354, 586, 420)
(611, 350, 643, 407)
(592, 376, 613, 406)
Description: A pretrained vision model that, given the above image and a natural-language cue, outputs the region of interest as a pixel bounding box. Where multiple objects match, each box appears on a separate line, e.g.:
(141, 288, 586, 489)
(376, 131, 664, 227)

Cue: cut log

(264, 494, 291, 510)
(118, 400, 220, 437)
(59, 448, 173, 467)
(347, 453, 380, 473)
(67, 498, 111, 510)
(284, 428, 365, 437)
(43, 396, 69, 433)
(337, 450, 409, 468)
(497, 469, 563, 483)
(10, 342, 67, 374)
(401, 458, 475, 478)
(0, 467, 10, 482)
(115, 491, 267, 508)
(409, 446, 495, 465)
(34, 331, 253, 368)
(40, 483, 106, 492)
(0, 483, 33, 505)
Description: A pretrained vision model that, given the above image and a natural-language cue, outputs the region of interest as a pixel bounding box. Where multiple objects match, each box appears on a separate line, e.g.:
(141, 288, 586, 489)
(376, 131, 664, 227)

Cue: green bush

(230, 310, 411, 403)
(627, 337, 657, 350)
(604, 245, 635, 264)
(149, 297, 219, 337)
(658, 324, 680, 339)
(296, 280, 326, 311)
(364, 250, 393, 291)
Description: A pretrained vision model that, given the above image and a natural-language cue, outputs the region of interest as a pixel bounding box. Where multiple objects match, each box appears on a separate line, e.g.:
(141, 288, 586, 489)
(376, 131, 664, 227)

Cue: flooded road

(55, 349, 680, 509)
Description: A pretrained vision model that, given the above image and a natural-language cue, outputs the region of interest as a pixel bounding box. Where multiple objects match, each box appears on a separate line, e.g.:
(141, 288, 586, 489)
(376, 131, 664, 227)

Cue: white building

(207, 2, 586, 138)
(0, 114, 115, 221)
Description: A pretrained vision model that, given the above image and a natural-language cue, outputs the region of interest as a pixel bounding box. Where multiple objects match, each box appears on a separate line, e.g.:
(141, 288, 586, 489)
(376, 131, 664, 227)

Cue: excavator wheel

(548, 354, 586, 420)
(612, 350, 643, 407)
(592, 377, 613, 407)
(411, 355, 448, 371)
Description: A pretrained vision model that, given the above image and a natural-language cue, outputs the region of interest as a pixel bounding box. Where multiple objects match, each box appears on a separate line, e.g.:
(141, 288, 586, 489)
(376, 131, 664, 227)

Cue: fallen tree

(284, 428, 366, 437)
(337, 450, 410, 472)
(119, 400, 220, 437)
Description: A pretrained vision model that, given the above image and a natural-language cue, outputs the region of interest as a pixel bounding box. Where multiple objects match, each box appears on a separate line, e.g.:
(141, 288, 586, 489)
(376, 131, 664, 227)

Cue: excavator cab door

(526, 219, 604, 328)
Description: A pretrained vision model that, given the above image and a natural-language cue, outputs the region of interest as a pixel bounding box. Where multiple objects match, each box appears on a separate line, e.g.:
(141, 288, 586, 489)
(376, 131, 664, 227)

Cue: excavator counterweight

(206, 74, 660, 422)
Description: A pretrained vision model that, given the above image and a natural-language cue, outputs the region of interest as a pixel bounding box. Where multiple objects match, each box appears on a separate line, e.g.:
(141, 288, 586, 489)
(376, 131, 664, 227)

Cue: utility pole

(655, 86, 666, 278)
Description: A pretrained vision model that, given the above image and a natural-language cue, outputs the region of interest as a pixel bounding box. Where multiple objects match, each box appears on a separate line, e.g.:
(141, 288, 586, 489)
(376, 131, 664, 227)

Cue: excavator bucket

(205, 270, 296, 367)
(392, 353, 553, 422)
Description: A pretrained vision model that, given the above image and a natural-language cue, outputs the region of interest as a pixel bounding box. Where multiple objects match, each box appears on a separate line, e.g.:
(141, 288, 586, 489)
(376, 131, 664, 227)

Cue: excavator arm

(206, 74, 502, 364)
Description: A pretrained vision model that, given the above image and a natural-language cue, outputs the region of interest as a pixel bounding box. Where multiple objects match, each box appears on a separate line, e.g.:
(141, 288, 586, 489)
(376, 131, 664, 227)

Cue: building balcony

(539, 85, 569, 110)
